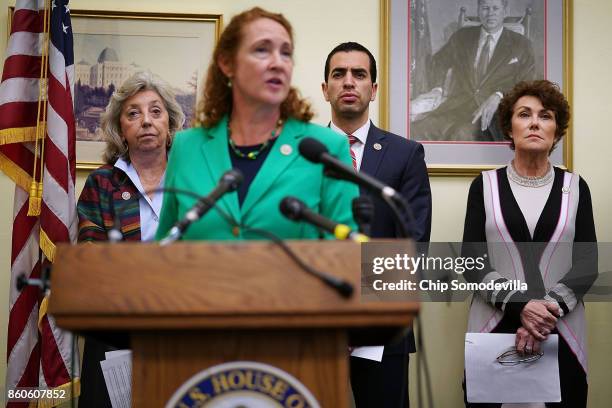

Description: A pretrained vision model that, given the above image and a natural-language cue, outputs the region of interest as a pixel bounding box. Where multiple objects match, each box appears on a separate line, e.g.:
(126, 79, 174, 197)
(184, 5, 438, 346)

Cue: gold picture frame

(71, 10, 221, 170)
(9, 8, 222, 170)
(380, 0, 572, 176)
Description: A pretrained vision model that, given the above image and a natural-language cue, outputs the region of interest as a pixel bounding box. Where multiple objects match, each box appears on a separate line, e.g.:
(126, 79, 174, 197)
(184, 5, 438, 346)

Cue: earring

(227, 78, 232, 88)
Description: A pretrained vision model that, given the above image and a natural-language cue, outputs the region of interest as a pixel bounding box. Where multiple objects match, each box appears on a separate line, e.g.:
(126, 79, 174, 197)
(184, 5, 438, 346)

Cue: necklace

(228, 119, 283, 160)
(507, 160, 554, 188)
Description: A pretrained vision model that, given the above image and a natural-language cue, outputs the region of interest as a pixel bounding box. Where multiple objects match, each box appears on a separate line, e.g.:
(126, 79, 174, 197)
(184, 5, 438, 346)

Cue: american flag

(0, 0, 79, 406)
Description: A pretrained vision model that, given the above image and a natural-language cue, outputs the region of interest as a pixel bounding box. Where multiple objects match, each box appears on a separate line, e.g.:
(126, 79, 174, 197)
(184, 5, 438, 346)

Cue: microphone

(298, 137, 415, 238)
(352, 196, 374, 236)
(160, 169, 243, 245)
(279, 196, 368, 242)
(299, 137, 411, 207)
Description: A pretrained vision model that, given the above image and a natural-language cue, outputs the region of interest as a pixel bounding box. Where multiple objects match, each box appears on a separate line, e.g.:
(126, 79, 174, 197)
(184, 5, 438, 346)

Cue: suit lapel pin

(373, 143, 382, 151)
(280, 144, 292, 155)
(121, 192, 131, 200)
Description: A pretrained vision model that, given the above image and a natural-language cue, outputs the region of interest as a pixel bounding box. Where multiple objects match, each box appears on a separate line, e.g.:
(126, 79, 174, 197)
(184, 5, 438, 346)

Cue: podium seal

(165, 361, 320, 408)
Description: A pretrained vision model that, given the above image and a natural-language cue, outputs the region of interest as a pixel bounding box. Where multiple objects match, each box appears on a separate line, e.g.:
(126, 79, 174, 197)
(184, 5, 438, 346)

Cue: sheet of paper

(465, 333, 560, 403)
(100, 350, 132, 408)
(105, 349, 131, 359)
(350, 346, 384, 362)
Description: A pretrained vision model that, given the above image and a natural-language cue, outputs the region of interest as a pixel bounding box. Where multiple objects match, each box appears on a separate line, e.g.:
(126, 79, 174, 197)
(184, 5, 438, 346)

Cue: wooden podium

(49, 241, 418, 407)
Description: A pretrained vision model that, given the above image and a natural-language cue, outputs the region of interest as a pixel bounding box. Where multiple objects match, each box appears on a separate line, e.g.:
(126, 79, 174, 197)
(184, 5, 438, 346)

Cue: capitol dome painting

(75, 47, 137, 89)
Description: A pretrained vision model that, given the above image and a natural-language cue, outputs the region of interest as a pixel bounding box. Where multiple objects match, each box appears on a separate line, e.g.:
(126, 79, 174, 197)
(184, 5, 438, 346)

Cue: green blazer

(155, 116, 359, 241)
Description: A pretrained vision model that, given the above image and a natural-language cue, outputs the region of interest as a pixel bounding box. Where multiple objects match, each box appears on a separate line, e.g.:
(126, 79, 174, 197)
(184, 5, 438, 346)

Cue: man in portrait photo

(410, 0, 538, 141)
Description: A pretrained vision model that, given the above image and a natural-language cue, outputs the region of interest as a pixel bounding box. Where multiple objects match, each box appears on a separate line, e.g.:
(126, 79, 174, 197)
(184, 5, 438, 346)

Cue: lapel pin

(373, 143, 382, 151)
(121, 192, 131, 200)
(280, 144, 292, 155)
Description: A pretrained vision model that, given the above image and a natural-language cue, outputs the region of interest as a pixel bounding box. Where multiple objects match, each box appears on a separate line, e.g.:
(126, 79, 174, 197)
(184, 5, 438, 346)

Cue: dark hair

(498, 80, 570, 152)
(324, 42, 377, 83)
(196, 7, 313, 127)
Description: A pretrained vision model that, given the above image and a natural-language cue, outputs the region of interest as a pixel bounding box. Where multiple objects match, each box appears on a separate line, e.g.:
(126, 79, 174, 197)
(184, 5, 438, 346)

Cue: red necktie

(347, 134, 358, 170)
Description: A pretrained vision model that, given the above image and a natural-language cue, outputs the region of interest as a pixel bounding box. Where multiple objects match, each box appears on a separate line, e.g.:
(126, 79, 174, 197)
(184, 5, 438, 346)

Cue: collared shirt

(474, 27, 504, 68)
(330, 119, 371, 171)
(114, 158, 165, 242)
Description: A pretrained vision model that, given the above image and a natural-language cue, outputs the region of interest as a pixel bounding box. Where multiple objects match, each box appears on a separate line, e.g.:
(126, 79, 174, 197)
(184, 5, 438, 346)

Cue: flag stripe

(1, 55, 42, 81)
(47, 78, 72, 148)
(42, 174, 72, 228)
(7, 270, 39, 355)
(10, 197, 38, 265)
(0, 77, 41, 103)
(5, 32, 42, 58)
(7, 304, 39, 389)
(8, 216, 39, 310)
(15, 0, 46, 12)
(10, 8, 44, 35)
(42, 142, 69, 194)
(41, 202, 70, 242)
(48, 43, 66, 89)
(0, 102, 40, 129)
(40, 317, 71, 387)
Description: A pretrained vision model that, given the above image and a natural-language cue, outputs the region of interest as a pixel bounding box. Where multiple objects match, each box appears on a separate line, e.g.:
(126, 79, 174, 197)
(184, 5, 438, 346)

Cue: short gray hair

(101, 70, 185, 164)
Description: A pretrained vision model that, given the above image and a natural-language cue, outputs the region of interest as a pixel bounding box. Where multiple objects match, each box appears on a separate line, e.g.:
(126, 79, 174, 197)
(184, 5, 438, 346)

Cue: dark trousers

(463, 334, 587, 408)
(350, 352, 409, 408)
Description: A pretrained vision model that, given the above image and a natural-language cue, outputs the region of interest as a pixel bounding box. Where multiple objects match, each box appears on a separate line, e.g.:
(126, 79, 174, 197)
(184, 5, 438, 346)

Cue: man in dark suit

(411, 0, 535, 141)
(322, 42, 432, 408)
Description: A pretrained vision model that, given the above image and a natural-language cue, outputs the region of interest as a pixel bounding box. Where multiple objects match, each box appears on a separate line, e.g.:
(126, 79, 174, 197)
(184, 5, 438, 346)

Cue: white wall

(1, 0, 611, 406)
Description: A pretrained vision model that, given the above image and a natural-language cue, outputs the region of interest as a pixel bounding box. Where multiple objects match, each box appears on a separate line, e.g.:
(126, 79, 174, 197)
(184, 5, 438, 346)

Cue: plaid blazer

(77, 164, 141, 242)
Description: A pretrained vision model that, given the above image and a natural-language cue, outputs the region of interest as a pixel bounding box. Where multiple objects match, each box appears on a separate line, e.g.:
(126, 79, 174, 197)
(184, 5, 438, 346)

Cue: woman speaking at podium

(156, 7, 358, 241)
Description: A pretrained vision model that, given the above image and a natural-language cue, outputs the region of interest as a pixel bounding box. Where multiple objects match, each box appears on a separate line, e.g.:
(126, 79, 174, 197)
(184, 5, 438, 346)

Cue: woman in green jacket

(156, 7, 358, 241)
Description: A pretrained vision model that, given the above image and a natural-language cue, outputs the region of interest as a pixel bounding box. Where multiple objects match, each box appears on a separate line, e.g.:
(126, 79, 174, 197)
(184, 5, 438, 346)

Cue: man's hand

(515, 326, 541, 355)
(472, 93, 502, 131)
(520, 300, 560, 341)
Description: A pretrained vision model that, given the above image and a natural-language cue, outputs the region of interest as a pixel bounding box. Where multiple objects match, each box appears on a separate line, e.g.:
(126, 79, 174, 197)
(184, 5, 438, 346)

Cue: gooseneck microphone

(298, 137, 415, 238)
(160, 169, 243, 245)
(279, 196, 368, 242)
(299, 137, 405, 204)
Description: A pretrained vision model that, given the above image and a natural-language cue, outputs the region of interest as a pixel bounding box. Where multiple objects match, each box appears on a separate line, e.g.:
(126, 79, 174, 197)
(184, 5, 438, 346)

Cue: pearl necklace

(507, 161, 554, 188)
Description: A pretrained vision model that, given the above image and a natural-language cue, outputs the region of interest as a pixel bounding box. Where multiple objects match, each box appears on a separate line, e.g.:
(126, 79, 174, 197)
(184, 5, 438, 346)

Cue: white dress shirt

(330, 120, 371, 171)
(115, 158, 165, 242)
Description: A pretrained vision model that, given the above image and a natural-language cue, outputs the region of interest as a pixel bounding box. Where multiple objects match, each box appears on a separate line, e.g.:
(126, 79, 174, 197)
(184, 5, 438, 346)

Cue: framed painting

(69, 10, 221, 169)
(381, 0, 571, 176)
